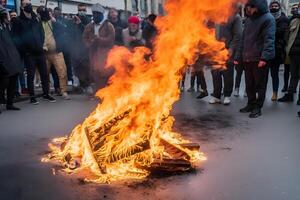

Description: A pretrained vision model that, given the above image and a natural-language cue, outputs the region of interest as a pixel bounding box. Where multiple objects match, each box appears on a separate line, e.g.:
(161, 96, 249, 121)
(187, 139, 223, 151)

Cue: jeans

(269, 59, 281, 92)
(190, 69, 207, 91)
(211, 62, 234, 98)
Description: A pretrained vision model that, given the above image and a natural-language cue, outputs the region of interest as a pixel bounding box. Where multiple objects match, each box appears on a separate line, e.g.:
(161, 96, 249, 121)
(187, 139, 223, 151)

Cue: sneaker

(196, 91, 208, 99)
(249, 108, 262, 118)
(86, 86, 94, 96)
(43, 95, 56, 103)
(30, 97, 39, 105)
(271, 92, 278, 101)
(180, 86, 185, 92)
(187, 87, 195, 92)
(278, 93, 293, 102)
(62, 92, 71, 100)
(223, 97, 231, 105)
(234, 88, 239, 97)
(6, 105, 21, 111)
(209, 97, 221, 104)
(68, 81, 73, 86)
(240, 105, 253, 113)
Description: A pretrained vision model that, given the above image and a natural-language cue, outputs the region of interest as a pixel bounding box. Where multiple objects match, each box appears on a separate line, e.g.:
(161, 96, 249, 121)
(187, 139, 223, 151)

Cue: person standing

(83, 4, 115, 90)
(142, 14, 158, 50)
(108, 7, 127, 46)
(278, 3, 300, 106)
(0, 5, 22, 112)
(210, 4, 243, 105)
(239, 0, 276, 118)
(268, 1, 289, 101)
(36, 6, 70, 100)
(122, 16, 144, 49)
(16, 0, 55, 104)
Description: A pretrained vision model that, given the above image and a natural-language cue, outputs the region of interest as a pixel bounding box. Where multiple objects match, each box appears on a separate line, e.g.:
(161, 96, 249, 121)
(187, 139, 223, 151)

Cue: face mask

(270, 8, 280, 13)
(291, 9, 298, 16)
(23, 4, 33, 13)
(93, 12, 104, 24)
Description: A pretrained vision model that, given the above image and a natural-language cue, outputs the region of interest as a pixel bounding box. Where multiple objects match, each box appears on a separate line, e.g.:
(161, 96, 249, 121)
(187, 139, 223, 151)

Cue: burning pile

(43, 0, 237, 183)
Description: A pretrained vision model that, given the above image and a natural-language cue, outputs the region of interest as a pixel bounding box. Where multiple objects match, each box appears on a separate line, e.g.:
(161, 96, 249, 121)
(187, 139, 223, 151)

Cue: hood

(246, 0, 269, 15)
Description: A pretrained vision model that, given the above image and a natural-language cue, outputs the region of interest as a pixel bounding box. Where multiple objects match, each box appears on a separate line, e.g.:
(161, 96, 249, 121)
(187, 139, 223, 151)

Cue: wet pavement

(0, 73, 300, 200)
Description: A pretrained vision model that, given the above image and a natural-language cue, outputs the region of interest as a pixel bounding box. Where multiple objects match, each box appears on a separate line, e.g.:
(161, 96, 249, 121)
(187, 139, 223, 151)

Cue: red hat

(128, 16, 140, 24)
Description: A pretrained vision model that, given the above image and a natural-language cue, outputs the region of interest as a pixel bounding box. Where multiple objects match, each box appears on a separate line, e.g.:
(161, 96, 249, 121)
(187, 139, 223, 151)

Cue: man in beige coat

(83, 4, 115, 90)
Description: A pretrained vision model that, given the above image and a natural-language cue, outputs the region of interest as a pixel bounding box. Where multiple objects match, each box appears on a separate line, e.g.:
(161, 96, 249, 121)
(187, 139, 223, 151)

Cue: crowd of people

(0, 0, 299, 119)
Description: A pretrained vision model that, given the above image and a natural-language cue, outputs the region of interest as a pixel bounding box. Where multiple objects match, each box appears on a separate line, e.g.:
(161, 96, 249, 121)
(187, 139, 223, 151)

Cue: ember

(42, 0, 237, 183)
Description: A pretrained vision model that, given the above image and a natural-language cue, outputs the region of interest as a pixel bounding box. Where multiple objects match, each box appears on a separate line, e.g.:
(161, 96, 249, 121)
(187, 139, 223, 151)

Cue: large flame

(43, 0, 238, 183)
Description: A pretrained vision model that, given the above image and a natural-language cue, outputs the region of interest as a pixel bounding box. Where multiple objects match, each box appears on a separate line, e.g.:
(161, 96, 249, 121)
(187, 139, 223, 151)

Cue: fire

(43, 0, 237, 183)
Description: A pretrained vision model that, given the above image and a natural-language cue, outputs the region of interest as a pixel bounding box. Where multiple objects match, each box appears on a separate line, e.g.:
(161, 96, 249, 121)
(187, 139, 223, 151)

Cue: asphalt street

(0, 70, 300, 200)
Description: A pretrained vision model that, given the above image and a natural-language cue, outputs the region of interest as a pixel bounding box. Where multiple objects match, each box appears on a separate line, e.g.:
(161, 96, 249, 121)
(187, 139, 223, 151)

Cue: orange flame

(43, 0, 239, 183)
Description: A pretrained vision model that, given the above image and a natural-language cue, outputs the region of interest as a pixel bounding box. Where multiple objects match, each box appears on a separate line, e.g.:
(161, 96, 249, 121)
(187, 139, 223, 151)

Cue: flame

(43, 0, 238, 183)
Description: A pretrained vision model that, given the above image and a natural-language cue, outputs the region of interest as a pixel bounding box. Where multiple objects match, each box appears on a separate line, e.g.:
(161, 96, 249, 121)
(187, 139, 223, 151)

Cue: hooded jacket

(242, 0, 276, 62)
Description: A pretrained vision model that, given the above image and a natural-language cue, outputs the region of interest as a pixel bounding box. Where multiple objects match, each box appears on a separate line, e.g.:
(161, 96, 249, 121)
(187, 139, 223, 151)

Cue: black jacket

(0, 24, 22, 77)
(242, 0, 276, 62)
(290, 17, 300, 55)
(142, 21, 158, 49)
(15, 11, 45, 56)
(274, 13, 289, 63)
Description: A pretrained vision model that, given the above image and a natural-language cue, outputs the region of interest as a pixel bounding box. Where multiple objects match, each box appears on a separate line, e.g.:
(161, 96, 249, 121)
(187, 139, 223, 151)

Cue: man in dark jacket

(0, 5, 22, 112)
(240, 0, 276, 118)
(268, 1, 289, 101)
(278, 3, 300, 107)
(210, 4, 243, 105)
(142, 14, 158, 50)
(108, 7, 127, 46)
(15, 0, 55, 104)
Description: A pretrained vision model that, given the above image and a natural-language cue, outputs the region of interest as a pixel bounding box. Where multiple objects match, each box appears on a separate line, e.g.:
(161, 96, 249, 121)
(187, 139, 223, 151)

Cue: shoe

(180, 86, 185, 92)
(196, 91, 208, 99)
(234, 88, 239, 97)
(298, 111, 300, 117)
(86, 86, 94, 96)
(187, 87, 195, 92)
(209, 97, 221, 104)
(62, 92, 71, 100)
(271, 92, 278, 101)
(6, 105, 21, 110)
(281, 87, 287, 93)
(43, 95, 56, 103)
(30, 97, 39, 105)
(68, 81, 73, 86)
(278, 93, 293, 102)
(55, 88, 62, 96)
(249, 108, 262, 118)
(223, 97, 231, 105)
(240, 105, 253, 113)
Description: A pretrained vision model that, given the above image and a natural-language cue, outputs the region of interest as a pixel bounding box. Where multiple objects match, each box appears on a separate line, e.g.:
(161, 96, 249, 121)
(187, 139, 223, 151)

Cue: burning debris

(43, 0, 237, 183)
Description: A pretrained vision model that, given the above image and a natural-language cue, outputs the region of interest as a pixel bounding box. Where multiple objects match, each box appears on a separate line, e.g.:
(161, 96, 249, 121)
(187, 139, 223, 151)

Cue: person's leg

(223, 62, 234, 98)
(270, 60, 280, 101)
(50, 65, 60, 94)
(234, 63, 243, 89)
(0, 77, 9, 105)
(25, 55, 36, 97)
(63, 51, 73, 82)
(211, 69, 222, 99)
(199, 68, 207, 92)
(36, 54, 50, 96)
(255, 64, 269, 109)
(6, 74, 20, 110)
(188, 72, 196, 91)
(52, 53, 68, 94)
(242, 62, 256, 111)
(283, 64, 290, 92)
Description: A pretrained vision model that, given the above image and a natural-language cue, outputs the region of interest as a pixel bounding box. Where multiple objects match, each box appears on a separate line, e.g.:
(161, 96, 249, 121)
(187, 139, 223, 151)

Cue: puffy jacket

(242, 0, 276, 62)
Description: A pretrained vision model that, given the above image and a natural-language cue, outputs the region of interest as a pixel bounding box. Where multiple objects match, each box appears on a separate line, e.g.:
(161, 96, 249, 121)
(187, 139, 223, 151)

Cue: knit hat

(91, 3, 105, 13)
(128, 16, 140, 24)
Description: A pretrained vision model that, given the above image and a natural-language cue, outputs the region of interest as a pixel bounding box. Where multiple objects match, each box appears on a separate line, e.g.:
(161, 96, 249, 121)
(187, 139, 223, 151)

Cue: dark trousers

(244, 61, 269, 108)
(235, 63, 243, 89)
(50, 65, 60, 90)
(287, 55, 300, 95)
(283, 64, 290, 90)
(190, 69, 207, 91)
(25, 54, 49, 97)
(0, 74, 18, 106)
(63, 51, 73, 82)
(211, 62, 234, 98)
(269, 59, 281, 92)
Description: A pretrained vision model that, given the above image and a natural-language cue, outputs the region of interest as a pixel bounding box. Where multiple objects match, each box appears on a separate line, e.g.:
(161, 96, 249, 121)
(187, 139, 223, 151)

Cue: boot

(249, 107, 262, 118)
(271, 92, 278, 101)
(240, 105, 253, 113)
(278, 93, 293, 102)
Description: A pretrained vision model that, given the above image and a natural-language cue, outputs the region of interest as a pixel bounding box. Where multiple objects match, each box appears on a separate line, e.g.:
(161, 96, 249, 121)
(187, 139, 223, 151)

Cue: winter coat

(273, 13, 289, 63)
(83, 20, 115, 76)
(242, 0, 276, 62)
(216, 14, 243, 62)
(15, 11, 45, 56)
(287, 17, 300, 56)
(0, 24, 22, 77)
(142, 21, 158, 49)
(122, 28, 144, 49)
(109, 19, 127, 45)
